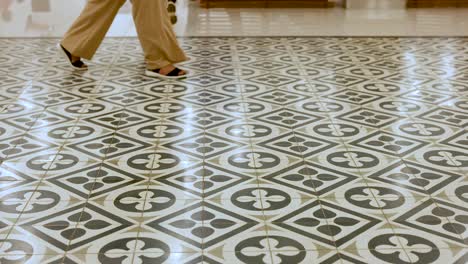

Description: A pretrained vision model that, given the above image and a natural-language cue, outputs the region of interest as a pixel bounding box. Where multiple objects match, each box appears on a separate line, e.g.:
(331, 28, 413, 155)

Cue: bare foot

(159, 64, 186, 76)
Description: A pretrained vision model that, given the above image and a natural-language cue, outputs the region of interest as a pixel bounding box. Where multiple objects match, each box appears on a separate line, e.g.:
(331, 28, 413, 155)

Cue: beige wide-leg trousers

(61, 0, 187, 69)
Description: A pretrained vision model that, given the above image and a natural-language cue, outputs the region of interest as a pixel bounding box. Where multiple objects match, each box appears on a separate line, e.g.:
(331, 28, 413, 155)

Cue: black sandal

(145, 67, 188, 79)
(57, 44, 88, 70)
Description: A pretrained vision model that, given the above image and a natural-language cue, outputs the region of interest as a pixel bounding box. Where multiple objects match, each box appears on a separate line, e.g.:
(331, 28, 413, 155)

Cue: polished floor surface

(2, 0, 468, 37)
(0, 37, 468, 263)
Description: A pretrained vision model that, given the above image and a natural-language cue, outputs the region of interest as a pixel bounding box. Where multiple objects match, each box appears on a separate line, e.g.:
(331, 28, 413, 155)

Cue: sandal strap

(148, 68, 185, 77)
(72, 60, 86, 68)
(167, 68, 183, 77)
(61, 44, 86, 68)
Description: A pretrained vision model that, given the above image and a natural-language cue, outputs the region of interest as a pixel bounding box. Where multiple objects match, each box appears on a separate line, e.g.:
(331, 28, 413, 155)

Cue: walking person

(58, 0, 188, 79)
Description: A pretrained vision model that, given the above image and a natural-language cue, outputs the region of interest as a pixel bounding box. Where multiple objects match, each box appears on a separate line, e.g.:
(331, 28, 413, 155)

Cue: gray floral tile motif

(274, 200, 381, 246)
(183, 60, 230, 71)
(97, 90, 161, 107)
(337, 108, 402, 128)
(109, 74, 160, 88)
(350, 131, 428, 157)
(22, 203, 133, 251)
(253, 108, 323, 129)
(174, 90, 234, 106)
(324, 89, 383, 105)
(3, 111, 73, 131)
(146, 201, 258, 248)
(163, 133, 245, 159)
(258, 132, 338, 158)
(382, 73, 434, 86)
(250, 89, 309, 106)
(183, 73, 232, 87)
(327, 150, 380, 169)
(291, 81, 335, 95)
(368, 161, 462, 195)
(394, 199, 468, 244)
(440, 130, 468, 150)
(39, 74, 96, 88)
(418, 108, 468, 127)
(157, 164, 251, 198)
(423, 149, 468, 168)
(0, 165, 35, 191)
(49, 164, 145, 199)
(21, 91, 84, 107)
(420, 81, 468, 94)
(304, 60, 352, 71)
(397, 121, 447, 137)
(315, 73, 367, 87)
(247, 74, 301, 86)
(68, 133, 152, 160)
(244, 60, 294, 71)
(263, 162, 358, 196)
(398, 90, 454, 105)
(169, 109, 237, 130)
(367, 232, 444, 264)
(0, 135, 57, 160)
(85, 109, 157, 130)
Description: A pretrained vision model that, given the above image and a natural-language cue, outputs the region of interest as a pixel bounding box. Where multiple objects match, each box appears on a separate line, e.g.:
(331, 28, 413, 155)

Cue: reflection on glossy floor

(0, 37, 468, 263)
(2, 0, 468, 37)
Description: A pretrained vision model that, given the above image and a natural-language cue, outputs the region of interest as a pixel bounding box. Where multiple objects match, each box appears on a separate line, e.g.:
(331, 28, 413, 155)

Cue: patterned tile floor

(0, 37, 467, 264)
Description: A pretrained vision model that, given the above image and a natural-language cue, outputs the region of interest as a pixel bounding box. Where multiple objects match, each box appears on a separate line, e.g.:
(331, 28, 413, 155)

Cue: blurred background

(1, 0, 468, 37)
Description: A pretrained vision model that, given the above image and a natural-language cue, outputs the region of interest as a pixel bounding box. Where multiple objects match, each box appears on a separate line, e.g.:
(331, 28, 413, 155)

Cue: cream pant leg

(61, 0, 187, 69)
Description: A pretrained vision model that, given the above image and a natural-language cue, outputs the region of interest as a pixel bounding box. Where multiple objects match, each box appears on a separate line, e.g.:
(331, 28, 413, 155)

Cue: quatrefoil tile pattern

(0, 37, 467, 264)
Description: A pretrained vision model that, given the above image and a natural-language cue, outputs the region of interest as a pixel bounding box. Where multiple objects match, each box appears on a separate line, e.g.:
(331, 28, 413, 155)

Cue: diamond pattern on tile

(68, 133, 152, 160)
(381, 73, 433, 86)
(253, 108, 323, 129)
(440, 131, 468, 150)
(350, 131, 428, 157)
(109, 74, 160, 88)
(259, 132, 338, 158)
(21, 203, 133, 250)
(244, 60, 293, 71)
(378, 163, 460, 198)
(337, 108, 402, 128)
(247, 74, 300, 86)
(399, 90, 454, 104)
(0, 165, 35, 191)
(0, 135, 56, 160)
(163, 133, 245, 159)
(315, 74, 367, 87)
(3, 111, 73, 131)
(22, 91, 84, 107)
(85, 110, 156, 130)
(324, 89, 383, 105)
(174, 90, 234, 106)
(97, 91, 160, 106)
(395, 199, 468, 243)
(169, 109, 237, 130)
(418, 108, 468, 127)
(263, 162, 358, 196)
(275, 200, 380, 246)
(146, 201, 258, 248)
(183, 74, 232, 87)
(304, 60, 352, 71)
(49, 164, 145, 199)
(40, 75, 95, 88)
(157, 163, 251, 197)
(250, 90, 309, 106)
